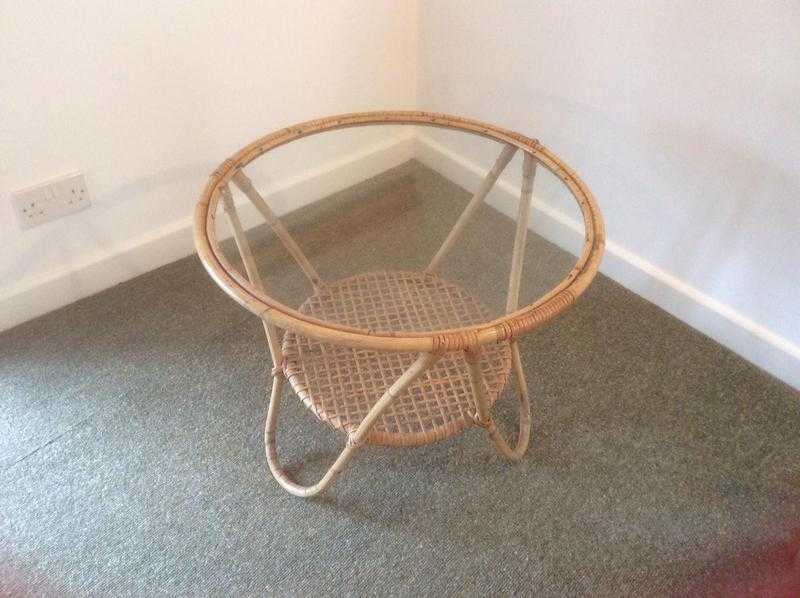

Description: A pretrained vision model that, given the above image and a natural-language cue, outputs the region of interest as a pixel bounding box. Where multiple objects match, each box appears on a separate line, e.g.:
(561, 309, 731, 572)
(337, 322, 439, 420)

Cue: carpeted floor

(1, 161, 799, 596)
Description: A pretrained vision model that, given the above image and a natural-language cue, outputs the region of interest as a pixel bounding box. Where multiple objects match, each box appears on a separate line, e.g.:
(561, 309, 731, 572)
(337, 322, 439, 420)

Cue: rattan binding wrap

(283, 271, 512, 446)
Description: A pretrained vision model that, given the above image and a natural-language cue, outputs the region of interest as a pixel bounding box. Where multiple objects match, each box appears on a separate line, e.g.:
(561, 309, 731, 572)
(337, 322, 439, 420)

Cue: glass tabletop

(196, 112, 603, 350)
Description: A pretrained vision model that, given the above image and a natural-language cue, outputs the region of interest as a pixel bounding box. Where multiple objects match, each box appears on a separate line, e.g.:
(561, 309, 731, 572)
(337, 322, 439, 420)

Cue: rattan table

(194, 111, 604, 497)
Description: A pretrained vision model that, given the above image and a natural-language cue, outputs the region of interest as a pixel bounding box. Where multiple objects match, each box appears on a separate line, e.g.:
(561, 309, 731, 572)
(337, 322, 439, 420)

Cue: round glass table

(194, 111, 604, 497)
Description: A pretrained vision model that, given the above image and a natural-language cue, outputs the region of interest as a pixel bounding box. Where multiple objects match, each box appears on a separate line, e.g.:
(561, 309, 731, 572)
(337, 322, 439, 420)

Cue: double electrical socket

(10, 172, 91, 230)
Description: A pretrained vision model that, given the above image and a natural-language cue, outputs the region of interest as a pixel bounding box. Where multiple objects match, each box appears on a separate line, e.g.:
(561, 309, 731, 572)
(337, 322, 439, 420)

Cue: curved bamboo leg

(465, 344, 531, 461)
(265, 353, 439, 497)
(465, 150, 535, 461)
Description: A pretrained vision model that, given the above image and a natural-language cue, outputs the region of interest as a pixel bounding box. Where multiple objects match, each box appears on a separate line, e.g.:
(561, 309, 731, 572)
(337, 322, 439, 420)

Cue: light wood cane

(265, 353, 439, 497)
(465, 153, 536, 461)
(231, 170, 321, 288)
(426, 144, 517, 272)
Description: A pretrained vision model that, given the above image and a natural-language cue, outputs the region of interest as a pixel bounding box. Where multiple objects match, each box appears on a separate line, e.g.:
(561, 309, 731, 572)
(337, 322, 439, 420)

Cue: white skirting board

(4, 129, 798, 391)
(0, 133, 415, 333)
(415, 134, 800, 391)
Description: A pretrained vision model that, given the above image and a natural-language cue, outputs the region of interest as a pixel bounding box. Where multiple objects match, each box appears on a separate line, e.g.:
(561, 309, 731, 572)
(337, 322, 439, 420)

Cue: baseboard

(415, 134, 800, 391)
(0, 133, 416, 332)
(5, 130, 798, 391)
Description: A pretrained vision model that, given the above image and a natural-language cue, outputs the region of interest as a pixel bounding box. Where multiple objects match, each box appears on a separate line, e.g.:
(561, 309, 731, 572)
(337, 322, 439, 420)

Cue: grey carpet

(1, 161, 799, 597)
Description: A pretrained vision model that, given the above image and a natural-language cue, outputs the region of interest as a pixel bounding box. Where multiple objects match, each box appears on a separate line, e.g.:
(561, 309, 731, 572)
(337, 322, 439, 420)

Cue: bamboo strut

(464, 154, 536, 461)
(426, 144, 517, 272)
(231, 169, 321, 288)
(265, 352, 440, 497)
(465, 347, 530, 461)
(220, 184, 283, 363)
(508, 341, 532, 454)
(506, 153, 537, 313)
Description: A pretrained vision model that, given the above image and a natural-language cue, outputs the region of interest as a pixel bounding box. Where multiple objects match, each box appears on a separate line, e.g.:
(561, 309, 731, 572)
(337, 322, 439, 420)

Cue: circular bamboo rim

(194, 111, 605, 353)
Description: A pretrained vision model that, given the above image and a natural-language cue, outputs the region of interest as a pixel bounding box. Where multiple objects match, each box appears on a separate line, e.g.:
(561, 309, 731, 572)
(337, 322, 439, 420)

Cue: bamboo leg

(426, 144, 517, 272)
(231, 169, 321, 288)
(465, 153, 537, 460)
(506, 153, 537, 313)
(265, 352, 439, 497)
(465, 347, 531, 461)
(220, 184, 282, 362)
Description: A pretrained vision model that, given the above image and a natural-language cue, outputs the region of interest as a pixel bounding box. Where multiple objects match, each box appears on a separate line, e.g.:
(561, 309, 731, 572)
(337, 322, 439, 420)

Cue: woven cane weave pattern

(282, 271, 512, 446)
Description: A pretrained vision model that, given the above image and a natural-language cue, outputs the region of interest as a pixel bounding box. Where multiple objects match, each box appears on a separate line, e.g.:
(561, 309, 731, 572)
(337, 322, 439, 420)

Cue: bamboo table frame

(194, 111, 605, 497)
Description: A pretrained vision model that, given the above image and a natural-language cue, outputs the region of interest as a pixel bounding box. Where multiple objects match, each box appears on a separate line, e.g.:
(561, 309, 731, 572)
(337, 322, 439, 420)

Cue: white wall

(418, 0, 800, 388)
(0, 1, 418, 327)
(3, 1, 799, 388)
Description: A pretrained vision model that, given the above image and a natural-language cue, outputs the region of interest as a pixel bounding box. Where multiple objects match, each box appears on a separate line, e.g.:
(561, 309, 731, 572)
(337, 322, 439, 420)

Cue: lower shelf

(282, 270, 512, 446)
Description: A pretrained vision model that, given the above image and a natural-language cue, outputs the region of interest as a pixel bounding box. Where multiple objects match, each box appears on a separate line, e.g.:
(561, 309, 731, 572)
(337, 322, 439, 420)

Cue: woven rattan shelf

(283, 270, 512, 447)
(194, 111, 605, 497)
